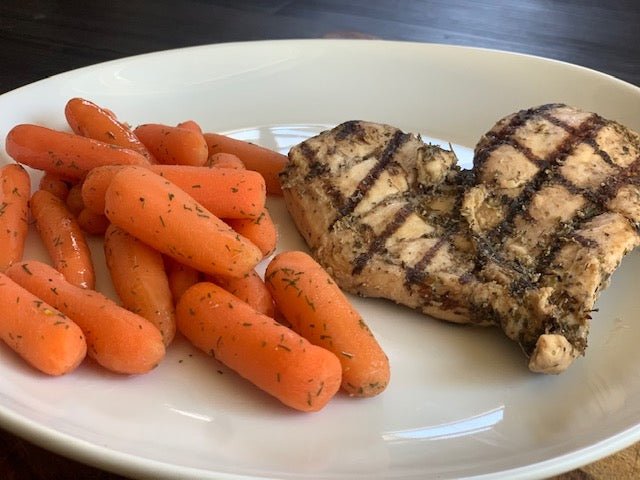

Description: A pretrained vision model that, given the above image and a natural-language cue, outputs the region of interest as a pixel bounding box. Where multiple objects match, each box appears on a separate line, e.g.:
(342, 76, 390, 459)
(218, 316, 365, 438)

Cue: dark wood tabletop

(1, 1, 639, 479)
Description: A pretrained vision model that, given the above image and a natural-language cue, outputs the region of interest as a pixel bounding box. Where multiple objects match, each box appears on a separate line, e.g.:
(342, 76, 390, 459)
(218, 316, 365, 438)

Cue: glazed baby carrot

(104, 224, 176, 346)
(208, 152, 245, 169)
(30, 189, 95, 289)
(65, 182, 85, 216)
(81, 164, 266, 219)
(104, 167, 263, 278)
(177, 120, 203, 134)
(0, 272, 86, 376)
(150, 165, 266, 219)
(5, 124, 150, 179)
(65, 97, 156, 163)
(38, 171, 72, 201)
(226, 208, 278, 258)
(176, 282, 342, 412)
(207, 269, 275, 317)
(134, 123, 208, 166)
(6, 260, 166, 375)
(265, 251, 390, 398)
(76, 208, 110, 235)
(204, 132, 287, 195)
(164, 256, 201, 304)
(0, 164, 30, 272)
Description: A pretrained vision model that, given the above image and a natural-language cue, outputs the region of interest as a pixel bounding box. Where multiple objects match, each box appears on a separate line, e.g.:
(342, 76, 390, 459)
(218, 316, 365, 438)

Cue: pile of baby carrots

(0, 98, 390, 412)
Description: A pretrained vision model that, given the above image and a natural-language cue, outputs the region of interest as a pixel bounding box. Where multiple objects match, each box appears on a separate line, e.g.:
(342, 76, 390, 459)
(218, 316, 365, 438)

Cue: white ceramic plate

(1, 40, 640, 480)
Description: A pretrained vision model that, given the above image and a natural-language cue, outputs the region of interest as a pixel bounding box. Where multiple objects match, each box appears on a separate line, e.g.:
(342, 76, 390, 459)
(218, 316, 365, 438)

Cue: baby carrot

(265, 251, 390, 398)
(104, 167, 263, 278)
(0, 164, 30, 272)
(5, 124, 150, 179)
(176, 282, 342, 412)
(76, 208, 110, 235)
(150, 165, 266, 219)
(30, 189, 95, 289)
(208, 152, 245, 170)
(6, 261, 166, 375)
(38, 171, 73, 201)
(207, 269, 275, 317)
(104, 224, 176, 346)
(65, 182, 85, 216)
(225, 208, 278, 258)
(204, 132, 287, 195)
(0, 272, 87, 376)
(64, 97, 156, 163)
(81, 164, 266, 220)
(176, 120, 203, 134)
(134, 123, 208, 166)
(164, 256, 201, 304)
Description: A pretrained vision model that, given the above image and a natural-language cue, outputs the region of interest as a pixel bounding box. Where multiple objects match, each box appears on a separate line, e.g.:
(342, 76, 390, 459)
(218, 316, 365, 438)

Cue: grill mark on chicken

(282, 105, 640, 375)
(481, 113, 607, 246)
(330, 130, 410, 228)
(352, 202, 414, 275)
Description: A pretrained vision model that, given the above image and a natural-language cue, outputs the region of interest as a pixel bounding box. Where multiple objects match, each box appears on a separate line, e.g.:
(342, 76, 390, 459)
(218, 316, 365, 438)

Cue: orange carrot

(81, 164, 266, 220)
(104, 167, 263, 278)
(207, 152, 245, 170)
(176, 120, 203, 134)
(0, 272, 87, 376)
(204, 132, 287, 195)
(207, 269, 275, 317)
(265, 251, 390, 397)
(225, 208, 277, 258)
(30, 189, 95, 289)
(76, 208, 110, 235)
(164, 256, 201, 304)
(176, 282, 342, 412)
(6, 260, 166, 375)
(65, 182, 85, 216)
(104, 224, 176, 346)
(38, 171, 73, 201)
(64, 97, 156, 163)
(5, 124, 150, 179)
(0, 164, 30, 272)
(134, 123, 208, 166)
(150, 165, 266, 220)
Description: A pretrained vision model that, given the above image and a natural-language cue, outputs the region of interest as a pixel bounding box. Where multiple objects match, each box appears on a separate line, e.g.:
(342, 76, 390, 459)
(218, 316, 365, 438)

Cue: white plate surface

(1, 40, 640, 480)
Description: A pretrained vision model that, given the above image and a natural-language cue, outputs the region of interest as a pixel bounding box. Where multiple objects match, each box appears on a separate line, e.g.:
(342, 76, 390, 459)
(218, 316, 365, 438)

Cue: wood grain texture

(0, 1, 639, 478)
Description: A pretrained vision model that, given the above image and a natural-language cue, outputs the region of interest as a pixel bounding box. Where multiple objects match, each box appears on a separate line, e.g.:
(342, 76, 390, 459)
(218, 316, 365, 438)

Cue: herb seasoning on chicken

(281, 104, 640, 374)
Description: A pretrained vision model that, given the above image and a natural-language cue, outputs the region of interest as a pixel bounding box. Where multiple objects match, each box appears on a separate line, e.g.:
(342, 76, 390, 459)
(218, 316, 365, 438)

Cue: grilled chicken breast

(281, 105, 640, 374)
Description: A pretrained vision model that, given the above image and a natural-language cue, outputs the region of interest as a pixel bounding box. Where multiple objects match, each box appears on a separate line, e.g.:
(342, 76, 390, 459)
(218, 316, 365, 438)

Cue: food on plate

(134, 122, 209, 166)
(64, 97, 157, 163)
(5, 124, 150, 179)
(0, 272, 86, 376)
(176, 281, 343, 412)
(204, 132, 287, 195)
(103, 166, 263, 278)
(225, 208, 278, 258)
(207, 269, 275, 317)
(104, 224, 176, 346)
(265, 250, 390, 397)
(0, 96, 389, 410)
(30, 189, 96, 289)
(0, 163, 30, 272)
(6, 261, 166, 374)
(81, 164, 267, 220)
(282, 103, 640, 374)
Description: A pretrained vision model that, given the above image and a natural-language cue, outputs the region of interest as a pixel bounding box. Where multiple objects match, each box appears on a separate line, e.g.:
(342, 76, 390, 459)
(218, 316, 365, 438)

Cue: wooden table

(1, 1, 639, 478)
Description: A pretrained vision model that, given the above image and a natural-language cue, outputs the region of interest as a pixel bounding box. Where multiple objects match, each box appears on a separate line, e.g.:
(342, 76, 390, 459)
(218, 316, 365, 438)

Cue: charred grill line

(483, 113, 607, 246)
(329, 130, 409, 229)
(352, 203, 415, 275)
(474, 104, 560, 169)
(404, 237, 447, 286)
